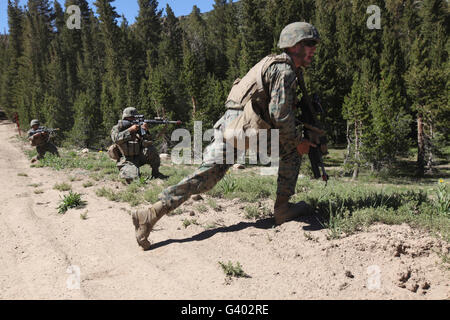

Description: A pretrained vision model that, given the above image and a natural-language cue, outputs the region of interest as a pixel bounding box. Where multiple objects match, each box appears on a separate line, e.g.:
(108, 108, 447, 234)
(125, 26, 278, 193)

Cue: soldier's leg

(142, 145, 168, 179)
(133, 137, 232, 250)
(132, 109, 241, 249)
(274, 145, 313, 225)
(35, 146, 46, 161)
(117, 158, 140, 183)
(45, 142, 60, 157)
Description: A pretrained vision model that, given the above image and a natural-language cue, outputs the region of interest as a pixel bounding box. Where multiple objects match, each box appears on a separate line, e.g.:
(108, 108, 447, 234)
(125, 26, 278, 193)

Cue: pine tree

(206, 0, 229, 79)
(405, 0, 449, 176)
(16, 0, 54, 126)
(223, 0, 241, 84)
(308, 0, 345, 144)
(136, 0, 162, 70)
(0, 0, 23, 117)
(70, 11, 103, 148)
(342, 60, 373, 179)
(94, 0, 125, 138)
(239, 0, 270, 75)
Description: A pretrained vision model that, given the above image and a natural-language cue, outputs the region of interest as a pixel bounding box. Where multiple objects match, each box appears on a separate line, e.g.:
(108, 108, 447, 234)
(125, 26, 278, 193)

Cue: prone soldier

(27, 119, 59, 163)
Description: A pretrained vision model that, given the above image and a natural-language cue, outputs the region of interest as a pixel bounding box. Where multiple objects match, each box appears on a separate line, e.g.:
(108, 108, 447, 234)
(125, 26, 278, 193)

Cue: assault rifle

(31, 127, 60, 136)
(296, 93, 329, 183)
(122, 116, 182, 136)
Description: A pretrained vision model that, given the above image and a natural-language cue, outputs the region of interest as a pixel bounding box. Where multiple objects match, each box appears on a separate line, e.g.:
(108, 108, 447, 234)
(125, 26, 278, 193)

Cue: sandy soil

(0, 121, 449, 300)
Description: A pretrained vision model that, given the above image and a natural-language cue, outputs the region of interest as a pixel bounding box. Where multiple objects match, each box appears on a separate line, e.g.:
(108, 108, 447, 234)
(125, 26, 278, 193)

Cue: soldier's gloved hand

(141, 122, 149, 132)
(128, 124, 139, 134)
(297, 139, 316, 156)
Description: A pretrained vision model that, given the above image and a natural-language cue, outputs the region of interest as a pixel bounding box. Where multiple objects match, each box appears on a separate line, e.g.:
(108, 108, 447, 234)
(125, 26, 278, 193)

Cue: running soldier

(132, 22, 321, 250)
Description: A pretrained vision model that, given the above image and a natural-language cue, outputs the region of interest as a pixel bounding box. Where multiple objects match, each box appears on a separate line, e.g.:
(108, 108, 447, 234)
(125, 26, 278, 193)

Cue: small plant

(218, 173, 237, 194)
(182, 219, 198, 228)
(218, 261, 250, 278)
(168, 209, 183, 216)
(34, 189, 44, 194)
(326, 201, 343, 240)
(244, 204, 271, 220)
(196, 204, 208, 213)
(304, 232, 319, 242)
(28, 183, 42, 188)
(54, 182, 72, 192)
(58, 191, 85, 214)
(204, 223, 218, 230)
(244, 205, 260, 219)
(18, 173, 28, 177)
(434, 179, 449, 215)
(83, 181, 94, 188)
(207, 198, 218, 210)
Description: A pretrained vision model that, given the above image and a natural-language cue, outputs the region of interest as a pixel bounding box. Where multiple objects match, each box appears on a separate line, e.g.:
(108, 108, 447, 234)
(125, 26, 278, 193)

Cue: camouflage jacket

(111, 121, 152, 156)
(263, 55, 302, 154)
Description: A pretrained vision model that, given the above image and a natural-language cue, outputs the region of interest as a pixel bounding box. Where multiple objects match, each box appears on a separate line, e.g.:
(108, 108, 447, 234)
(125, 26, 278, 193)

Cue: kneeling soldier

(27, 119, 59, 163)
(111, 107, 169, 184)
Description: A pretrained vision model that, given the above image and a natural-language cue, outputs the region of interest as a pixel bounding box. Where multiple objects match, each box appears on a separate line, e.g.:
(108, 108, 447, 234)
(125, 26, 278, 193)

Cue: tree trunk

(416, 113, 425, 177)
(191, 96, 197, 117)
(344, 121, 351, 166)
(352, 120, 360, 180)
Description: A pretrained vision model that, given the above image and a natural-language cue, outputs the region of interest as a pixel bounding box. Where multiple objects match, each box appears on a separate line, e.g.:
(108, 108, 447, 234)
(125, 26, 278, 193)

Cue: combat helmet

(30, 119, 40, 127)
(122, 107, 138, 120)
(278, 22, 320, 49)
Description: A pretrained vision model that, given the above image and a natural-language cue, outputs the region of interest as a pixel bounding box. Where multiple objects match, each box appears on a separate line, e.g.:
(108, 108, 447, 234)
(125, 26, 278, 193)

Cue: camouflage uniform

(111, 121, 162, 181)
(27, 128, 59, 161)
(159, 53, 301, 212)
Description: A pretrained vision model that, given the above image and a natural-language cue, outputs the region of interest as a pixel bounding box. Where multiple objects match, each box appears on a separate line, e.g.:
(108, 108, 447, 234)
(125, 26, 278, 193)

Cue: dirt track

(0, 121, 449, 300)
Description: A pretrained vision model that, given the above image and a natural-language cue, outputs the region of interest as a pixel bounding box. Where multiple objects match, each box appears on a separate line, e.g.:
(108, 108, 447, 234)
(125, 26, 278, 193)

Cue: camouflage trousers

(117, 144, 161, 180)
(32, 142, 59, 161)
(159, 109, 301, 212)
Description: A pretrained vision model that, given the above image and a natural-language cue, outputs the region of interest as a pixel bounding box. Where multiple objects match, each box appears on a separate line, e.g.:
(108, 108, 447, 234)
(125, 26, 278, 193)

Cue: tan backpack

(223, 53, 297, 150)
(107, 144, 122, 161)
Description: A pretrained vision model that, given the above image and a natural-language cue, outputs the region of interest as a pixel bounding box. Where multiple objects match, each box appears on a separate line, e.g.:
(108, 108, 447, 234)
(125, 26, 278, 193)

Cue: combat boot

(132, 201, 168, 250)
(274, 195, 314, 225)
(151, 170, 169, 180)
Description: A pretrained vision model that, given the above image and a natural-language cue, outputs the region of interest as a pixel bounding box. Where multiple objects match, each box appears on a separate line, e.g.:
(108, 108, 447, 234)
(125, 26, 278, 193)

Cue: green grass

(58, 191, 85, 214)
(218, 261, 250, 278)
(207, 198, 218, 210)
(83, 181, 94, 188)
(168, 208, 183, 216)
(28, 183, 42, 188)
(22, 145, 450, 244)
(53, 182, 72, 192)
(195, 204, 208, 213)
(182, 219, 199, 228)
(292, 179, 450, 241)
(244, 204, 271, 220)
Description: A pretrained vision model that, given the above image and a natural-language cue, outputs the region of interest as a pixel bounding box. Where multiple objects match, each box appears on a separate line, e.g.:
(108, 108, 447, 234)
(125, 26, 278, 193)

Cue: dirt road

(0, 121, 448, 300)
